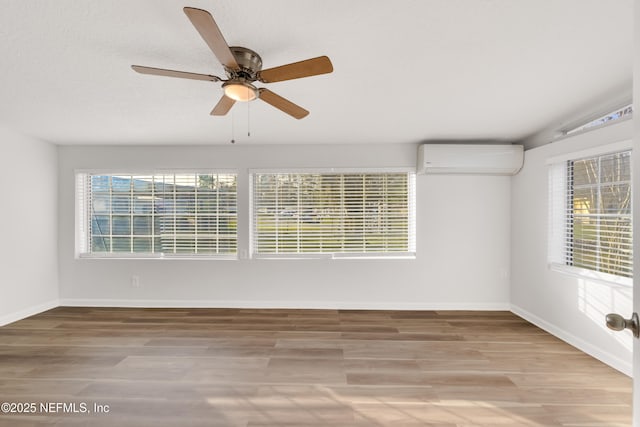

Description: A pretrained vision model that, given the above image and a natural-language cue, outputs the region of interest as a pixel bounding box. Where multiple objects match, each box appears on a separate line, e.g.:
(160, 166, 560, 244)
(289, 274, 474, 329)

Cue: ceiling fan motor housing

(227, 46, 263, 81)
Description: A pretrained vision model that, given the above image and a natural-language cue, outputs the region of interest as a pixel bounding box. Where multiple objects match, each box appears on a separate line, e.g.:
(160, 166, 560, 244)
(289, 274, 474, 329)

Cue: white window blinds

(77, 172, 237, 257)
(251, 171, 416, 257)
(548, 150, 632, 279)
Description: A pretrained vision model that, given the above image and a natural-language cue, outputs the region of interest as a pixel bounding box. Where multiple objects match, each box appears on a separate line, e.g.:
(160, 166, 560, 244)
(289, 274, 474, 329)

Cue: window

(76, 172, 237, 258)
(548, 149, 632, 281)
(251, 171, 416, 258)
(563, 104, 633, 136)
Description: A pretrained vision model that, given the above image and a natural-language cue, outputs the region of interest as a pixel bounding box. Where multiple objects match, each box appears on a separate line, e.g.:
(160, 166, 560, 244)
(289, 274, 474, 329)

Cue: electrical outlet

(131, 275, 140, 288)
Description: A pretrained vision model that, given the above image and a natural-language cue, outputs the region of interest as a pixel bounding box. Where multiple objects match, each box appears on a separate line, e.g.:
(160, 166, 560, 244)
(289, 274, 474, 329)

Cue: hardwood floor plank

(347, 372, 516, 387)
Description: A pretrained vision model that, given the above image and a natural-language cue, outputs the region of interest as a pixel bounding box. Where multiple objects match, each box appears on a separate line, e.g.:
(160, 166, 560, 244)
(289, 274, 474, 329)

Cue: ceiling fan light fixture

(223, 81, 258, 102)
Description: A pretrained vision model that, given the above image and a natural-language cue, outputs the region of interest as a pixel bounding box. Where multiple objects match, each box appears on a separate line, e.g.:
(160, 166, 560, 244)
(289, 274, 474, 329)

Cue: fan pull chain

(230, 109, 236, 144)
(247, 95, 251, 137)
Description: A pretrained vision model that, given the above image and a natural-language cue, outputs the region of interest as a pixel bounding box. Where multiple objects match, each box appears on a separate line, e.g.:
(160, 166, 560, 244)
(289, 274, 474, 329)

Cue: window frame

(75, 169, 238, 260)
(547, 141, 633, 286)
(249, 167, 417, 260)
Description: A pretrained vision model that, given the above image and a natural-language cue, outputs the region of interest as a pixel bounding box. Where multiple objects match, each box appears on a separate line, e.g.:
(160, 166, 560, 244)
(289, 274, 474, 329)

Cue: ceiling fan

(132, 7, 333, 119)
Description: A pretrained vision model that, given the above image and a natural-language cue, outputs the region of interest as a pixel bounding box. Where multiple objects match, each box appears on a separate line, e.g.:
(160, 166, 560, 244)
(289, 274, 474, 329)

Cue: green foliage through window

(252, 172, 415, 256)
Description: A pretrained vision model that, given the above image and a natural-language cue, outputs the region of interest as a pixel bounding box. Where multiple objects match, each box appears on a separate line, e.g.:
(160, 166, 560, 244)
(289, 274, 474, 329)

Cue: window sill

(77, 254, 237, 261)
(548, 263, 632, 288)
(252, 253, 416, 260)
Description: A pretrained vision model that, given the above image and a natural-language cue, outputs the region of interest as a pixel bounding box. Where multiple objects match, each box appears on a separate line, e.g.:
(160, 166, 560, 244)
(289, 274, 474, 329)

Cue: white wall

(0, 126, 59, 325)
(511, 120, 634, 375)
(57, 143, 511, 310)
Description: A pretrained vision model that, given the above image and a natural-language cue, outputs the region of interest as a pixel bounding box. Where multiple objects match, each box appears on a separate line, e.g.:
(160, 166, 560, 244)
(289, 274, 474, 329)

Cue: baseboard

(511, 304, 632, 377)
(59, 298, 510, 311)
(0, 299, 60, 327)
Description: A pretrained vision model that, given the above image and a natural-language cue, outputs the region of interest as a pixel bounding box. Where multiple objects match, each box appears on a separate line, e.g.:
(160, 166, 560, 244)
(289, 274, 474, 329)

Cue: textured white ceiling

(0, 0, 633, 146)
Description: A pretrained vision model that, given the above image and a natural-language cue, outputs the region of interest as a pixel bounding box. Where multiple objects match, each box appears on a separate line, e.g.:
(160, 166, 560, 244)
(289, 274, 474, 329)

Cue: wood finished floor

(0, 307, 632, 427)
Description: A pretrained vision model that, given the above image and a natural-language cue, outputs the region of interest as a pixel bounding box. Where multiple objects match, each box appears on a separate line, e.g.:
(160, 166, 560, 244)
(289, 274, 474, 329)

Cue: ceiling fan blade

(183, 7, 239, 70)
(258, 56, 333, 83)
(131, 65, 221, 82)
(258, 89, 309, 119)
(210, 95, 236, 116)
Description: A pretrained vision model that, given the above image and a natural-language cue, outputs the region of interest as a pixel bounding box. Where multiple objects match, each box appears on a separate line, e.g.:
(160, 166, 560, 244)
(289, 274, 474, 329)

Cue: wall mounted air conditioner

(417, 144, 524, 175)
